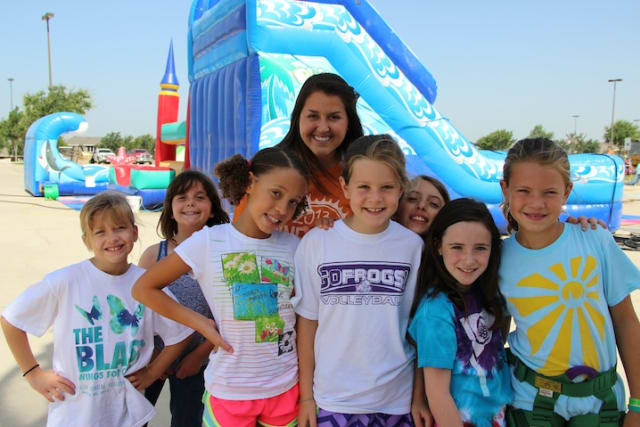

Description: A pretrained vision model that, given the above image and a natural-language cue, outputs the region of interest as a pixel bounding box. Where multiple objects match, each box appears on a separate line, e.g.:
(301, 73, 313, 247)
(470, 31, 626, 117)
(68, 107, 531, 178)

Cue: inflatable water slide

(24, 112, 109, 196)
(186, 0, 624, 230)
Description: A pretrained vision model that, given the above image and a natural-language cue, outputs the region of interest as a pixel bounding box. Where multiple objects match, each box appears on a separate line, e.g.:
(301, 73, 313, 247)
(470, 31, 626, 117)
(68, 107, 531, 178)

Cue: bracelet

(22, 363, 40, 377)
(629, 405, 640, 414)
(630, 398, 640, 407)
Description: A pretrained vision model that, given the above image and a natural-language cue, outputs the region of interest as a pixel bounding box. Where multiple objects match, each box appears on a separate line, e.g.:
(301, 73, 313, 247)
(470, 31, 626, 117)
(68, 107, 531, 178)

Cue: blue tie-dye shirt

(409, 291, 513, 426)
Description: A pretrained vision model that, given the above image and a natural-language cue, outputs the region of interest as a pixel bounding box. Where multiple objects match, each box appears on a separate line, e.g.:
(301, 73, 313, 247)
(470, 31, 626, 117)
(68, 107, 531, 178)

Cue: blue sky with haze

(1, 0, 638, 142)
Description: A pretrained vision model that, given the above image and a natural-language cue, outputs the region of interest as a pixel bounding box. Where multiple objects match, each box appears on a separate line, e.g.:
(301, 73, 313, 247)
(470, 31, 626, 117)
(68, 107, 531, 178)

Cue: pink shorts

(203, 383, 299, 427)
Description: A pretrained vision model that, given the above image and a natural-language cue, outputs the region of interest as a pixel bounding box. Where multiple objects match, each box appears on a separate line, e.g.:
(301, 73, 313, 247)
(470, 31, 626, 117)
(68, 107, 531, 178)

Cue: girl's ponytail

(214, 154, 252, 206)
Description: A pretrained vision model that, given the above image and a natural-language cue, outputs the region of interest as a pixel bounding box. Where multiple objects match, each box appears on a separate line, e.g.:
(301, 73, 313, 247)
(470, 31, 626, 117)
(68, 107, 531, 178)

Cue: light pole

(608, 78, 622, 149)
(42, 12, 54, 89)
(571, 114, 580, 142)
(8, 77, 14, 110)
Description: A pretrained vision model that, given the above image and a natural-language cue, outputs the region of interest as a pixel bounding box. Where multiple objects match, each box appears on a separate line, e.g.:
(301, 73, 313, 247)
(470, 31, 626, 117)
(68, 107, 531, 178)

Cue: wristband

(630, 398, 640, 407)
(22, 363, 40, 377)
(629, 405, 640, 414)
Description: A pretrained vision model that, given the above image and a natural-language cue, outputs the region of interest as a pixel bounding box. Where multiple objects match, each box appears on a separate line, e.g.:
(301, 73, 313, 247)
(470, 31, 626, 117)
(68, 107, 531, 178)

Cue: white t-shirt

(2, 260, 193, 427)
(292, 220, 424, 414)
(175, 223, 300, 400)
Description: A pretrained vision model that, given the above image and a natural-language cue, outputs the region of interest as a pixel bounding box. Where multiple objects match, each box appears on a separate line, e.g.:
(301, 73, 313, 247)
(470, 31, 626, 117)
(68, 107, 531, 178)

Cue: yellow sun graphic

(508, 255, 604, 376)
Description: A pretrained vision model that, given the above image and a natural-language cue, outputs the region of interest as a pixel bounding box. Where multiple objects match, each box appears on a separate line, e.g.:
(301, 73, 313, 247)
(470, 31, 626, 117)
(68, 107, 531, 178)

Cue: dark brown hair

(412, 198, 505, 331)
(214, 147, 310, 219)
(158, 170, 229, 239)
(501, 137, 571, 233)
(277, 73, 363, 191)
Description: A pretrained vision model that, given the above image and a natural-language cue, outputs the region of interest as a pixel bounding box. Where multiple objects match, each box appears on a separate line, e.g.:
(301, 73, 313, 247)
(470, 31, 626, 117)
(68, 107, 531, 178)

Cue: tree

(133, 134, 155, 154)
(100, 132, 130, 153)
(528, 124, 554, 140)
(475, 129, 516, 151)
(557, 133, 600, 154)
(100, 132, 154, 154)
(0, 108, 25, 161)
(603, 120, 640, 148)
(7, 85, 93, 157)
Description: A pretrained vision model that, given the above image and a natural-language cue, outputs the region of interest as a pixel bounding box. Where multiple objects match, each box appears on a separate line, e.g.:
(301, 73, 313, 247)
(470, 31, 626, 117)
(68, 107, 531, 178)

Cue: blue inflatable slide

(186, 0, 623, 230)
(24, 112, 109, 197)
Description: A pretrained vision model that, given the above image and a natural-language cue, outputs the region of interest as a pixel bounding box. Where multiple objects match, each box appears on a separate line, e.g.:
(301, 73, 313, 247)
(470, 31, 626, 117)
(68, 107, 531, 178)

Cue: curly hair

(214, 147, 310, 219)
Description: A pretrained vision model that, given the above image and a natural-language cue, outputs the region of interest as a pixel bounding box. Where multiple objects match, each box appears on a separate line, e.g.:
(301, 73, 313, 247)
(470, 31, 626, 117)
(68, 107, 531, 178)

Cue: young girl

(132, 147, 309, 427)
(1, 192, 193, 427)
(408, 198, 513, 426)
(499, 138, 640, 425)
(394, 175, 450, 238)
(235, 72, 364, 237)
(140, 170, 229, 427)
(294, 134, 425, 426)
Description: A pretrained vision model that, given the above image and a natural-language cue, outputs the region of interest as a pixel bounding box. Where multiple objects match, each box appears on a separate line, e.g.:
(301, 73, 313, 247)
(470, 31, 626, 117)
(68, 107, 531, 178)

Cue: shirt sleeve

(2, 274, 62, 337)
(291, 233, 320, 320)
(174, 227, 209, 281)
(408, 294, 457, 369)
(598, 228, 640, 306)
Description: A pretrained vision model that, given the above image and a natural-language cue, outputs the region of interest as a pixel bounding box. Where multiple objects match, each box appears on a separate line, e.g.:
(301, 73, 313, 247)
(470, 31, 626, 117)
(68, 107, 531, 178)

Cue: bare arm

(610, 296, 640, 426)
(411, 363, 433, 427)
(137, 243, 160, 270)
(1, 316, 75, 402)
(131, 252, 232, 353)
(126, 336, 191, 390)
(297, 315, 318, 427)
(424, 367, 463, 427)
(175, 339, 215, 379)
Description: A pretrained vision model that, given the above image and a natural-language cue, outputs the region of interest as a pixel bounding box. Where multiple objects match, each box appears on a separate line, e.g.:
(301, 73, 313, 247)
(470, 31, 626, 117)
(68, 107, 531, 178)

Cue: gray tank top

(154, 240, 213, 365)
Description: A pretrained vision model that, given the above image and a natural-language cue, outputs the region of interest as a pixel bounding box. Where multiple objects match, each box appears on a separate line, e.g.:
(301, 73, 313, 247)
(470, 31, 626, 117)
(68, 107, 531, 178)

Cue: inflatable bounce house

(24, 112, 109, 197)
(24, 47, 182, 208)
(184, 0, 624, 230)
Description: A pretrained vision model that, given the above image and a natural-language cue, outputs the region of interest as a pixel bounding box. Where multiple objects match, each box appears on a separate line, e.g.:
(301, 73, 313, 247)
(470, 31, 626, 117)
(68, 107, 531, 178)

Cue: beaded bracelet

(22, 363, 40, 377)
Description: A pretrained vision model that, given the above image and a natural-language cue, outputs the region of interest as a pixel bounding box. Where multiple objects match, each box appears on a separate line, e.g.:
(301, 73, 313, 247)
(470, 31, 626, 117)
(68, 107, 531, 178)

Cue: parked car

(91, 148, 116, 164)
(127, 148, 154, 164)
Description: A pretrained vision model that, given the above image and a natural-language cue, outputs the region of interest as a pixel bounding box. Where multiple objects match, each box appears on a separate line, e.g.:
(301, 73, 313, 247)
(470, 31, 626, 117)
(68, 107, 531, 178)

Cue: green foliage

(557, 134, 601, 154)
(0, 85, 93, 157)
(99, 132, 155, 154)
(133, 134, 155, 154)
(603, 120, 640, 147)
(0, 108, 25, 160)
(475, 129, 516, 151)
(527, 124, 554, 140)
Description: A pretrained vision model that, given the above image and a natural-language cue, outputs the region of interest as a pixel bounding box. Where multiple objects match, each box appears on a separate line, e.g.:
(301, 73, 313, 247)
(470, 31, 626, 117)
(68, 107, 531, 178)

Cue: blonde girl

(294, 134, 427, 427)
(499, 138, 640, 426)
(2, 192, 192, 427)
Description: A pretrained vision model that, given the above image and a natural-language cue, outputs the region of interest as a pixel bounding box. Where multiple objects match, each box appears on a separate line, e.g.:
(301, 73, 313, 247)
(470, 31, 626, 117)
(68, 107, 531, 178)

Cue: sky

(1, 0, 639, 143)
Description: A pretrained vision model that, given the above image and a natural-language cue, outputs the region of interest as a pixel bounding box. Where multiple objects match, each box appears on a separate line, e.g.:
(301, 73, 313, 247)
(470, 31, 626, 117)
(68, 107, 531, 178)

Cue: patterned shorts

(317, 408, 415, 427)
